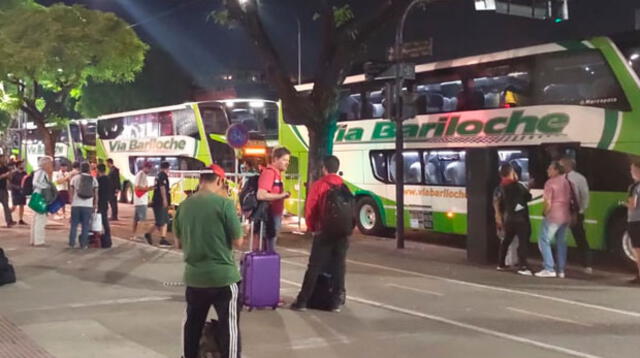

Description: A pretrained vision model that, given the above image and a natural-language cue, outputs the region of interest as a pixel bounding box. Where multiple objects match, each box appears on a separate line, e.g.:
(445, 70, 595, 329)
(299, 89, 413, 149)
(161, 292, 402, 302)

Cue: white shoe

(584, 267, 593, 275)
(517, 269, 533, 276)
(557, 272, 566, 279)
(535, 269, 557, 278)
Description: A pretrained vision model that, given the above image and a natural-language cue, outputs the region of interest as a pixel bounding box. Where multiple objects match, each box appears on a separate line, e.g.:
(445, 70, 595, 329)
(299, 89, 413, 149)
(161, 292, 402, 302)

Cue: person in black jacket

(493, 163, 533, 276)
(97, 164, 113, 248)
(106, 158, 121, 221)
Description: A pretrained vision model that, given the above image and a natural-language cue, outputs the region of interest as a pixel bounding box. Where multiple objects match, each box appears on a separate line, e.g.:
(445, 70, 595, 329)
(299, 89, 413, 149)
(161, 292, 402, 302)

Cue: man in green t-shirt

(174, 165, 244, 358)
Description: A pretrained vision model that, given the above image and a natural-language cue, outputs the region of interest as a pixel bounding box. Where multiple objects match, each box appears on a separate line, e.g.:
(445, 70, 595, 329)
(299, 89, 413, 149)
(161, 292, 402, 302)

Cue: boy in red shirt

(257, 147, 291, 252)
(291, 155, 351, 312)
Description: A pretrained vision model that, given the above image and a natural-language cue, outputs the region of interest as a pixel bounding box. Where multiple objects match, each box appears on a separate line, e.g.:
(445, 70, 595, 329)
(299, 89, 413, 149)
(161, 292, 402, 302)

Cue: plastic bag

(47, 195, 64, 214)
(505, 236, 519, 267)
(91, 213, 103, 233)
(28, 192, 48, 214)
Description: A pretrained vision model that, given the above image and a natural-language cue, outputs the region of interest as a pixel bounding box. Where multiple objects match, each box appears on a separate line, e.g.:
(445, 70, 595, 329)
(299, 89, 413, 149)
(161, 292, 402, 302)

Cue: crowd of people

(2, 149, 640, 358)
(493, 156, 640, 282)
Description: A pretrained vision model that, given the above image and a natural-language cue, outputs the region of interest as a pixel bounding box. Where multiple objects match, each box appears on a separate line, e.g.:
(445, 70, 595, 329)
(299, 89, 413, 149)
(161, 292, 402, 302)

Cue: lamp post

(393, 0, 429, 249)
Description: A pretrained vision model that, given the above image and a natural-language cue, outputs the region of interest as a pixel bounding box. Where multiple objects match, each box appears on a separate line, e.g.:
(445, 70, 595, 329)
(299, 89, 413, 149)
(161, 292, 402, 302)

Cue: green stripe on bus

(597, 110, 618, 149)
(557, 41, 589, 51)
(291, 125, 308, 149)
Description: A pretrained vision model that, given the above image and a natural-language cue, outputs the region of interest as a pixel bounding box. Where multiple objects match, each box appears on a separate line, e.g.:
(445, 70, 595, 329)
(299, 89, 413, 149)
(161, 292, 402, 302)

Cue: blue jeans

(538, 218, 568, 272)
(263, 215, 282, 252)
(69, 207, 93, 248)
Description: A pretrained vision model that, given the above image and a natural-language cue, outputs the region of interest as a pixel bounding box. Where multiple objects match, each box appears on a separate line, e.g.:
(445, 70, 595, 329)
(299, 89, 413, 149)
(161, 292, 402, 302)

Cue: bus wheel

(609, 215, 638, 270)
(356, 197, 384, 236)
(121, 182, 133, 204)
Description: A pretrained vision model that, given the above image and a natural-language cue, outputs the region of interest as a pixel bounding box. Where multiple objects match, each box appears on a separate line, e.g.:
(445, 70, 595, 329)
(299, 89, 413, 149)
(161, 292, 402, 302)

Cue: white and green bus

(19, 120, 94, 172)
(281, 33, 640, 266)
(96, 99, 278, 204)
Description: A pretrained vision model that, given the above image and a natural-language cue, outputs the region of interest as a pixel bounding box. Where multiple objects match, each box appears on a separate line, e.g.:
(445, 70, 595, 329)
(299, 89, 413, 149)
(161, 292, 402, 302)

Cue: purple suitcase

(241, 220, 280, 310)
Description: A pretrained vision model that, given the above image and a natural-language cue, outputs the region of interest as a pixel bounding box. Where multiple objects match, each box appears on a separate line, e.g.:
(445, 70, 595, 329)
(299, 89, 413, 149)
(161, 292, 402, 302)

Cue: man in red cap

(174, 163, 244, 358)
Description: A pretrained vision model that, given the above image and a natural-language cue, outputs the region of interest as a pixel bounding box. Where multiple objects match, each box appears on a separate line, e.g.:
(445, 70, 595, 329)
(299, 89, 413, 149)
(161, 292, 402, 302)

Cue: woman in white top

(30, 156, 54, 247)
(52, 163, 72, 219)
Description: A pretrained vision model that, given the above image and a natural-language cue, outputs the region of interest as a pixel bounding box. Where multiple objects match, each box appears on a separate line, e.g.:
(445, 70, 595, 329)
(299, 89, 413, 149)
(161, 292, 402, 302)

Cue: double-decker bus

(96, 99, 278, 204)
(281, 32, 640, 266)
(19, 120, 94, 172)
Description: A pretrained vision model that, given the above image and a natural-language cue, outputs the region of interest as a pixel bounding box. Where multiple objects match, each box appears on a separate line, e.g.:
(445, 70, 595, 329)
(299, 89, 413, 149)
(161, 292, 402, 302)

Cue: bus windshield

(221, 100, 279, 140)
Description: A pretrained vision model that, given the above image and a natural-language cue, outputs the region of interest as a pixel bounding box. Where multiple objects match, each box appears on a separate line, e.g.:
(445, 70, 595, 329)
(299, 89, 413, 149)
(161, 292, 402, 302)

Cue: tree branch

(225, 0, 313, 125)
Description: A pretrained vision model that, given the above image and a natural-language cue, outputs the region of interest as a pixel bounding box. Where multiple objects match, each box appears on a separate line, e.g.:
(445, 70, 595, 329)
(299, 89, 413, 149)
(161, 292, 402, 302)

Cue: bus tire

(608, 214, 638, 270)
(356, 197, 385, 236)
(120, 182, 133, 204)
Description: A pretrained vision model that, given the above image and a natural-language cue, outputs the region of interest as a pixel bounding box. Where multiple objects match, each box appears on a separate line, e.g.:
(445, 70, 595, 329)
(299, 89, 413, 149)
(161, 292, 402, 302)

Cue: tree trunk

(306, 115, 337, 185)
(29, 112, 56, 158)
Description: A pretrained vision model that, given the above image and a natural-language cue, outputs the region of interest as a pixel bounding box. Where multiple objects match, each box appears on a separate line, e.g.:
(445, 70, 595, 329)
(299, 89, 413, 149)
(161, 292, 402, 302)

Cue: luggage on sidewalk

(88, 233, 102, 249)
(0, 248, 16, 286)
(241, 219, 280, 311)
(199, 319, 221, 358)
(307, 272, 337, 310)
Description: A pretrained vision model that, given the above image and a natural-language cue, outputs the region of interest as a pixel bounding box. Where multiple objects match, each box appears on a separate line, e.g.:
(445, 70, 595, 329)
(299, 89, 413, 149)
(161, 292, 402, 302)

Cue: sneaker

(329, 306, 342, 313)
(535, 269, 557, 278)
(144, 233, 153, 245)
(290, 301, 307, 312)
(584, 267, 593, 275)
(557, 272, 566, 279)
(517, 269, 533, 276)
(18, 220, 27, 225)
(629, 276, 640, 284)
(159, 238, 172, 247)
(496, 265, 508, 271)
(6, 221, 15, 228)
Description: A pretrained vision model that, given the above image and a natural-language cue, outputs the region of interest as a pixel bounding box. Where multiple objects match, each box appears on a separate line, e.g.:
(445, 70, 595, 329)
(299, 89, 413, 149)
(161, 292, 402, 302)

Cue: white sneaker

(557, 272, 566, 279)
(584, 267, 593, 275)
(535, 269, 557, 278)
(517, 269, 533, 276)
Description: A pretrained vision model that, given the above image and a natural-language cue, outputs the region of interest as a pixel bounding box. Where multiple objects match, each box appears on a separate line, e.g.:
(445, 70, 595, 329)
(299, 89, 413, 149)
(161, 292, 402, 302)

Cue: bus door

(528, 142, 579, 190)
(198, 103, 237, 172)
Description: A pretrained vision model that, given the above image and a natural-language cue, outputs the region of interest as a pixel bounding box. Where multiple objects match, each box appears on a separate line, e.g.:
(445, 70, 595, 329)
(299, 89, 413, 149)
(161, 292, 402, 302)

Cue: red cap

(209, 164, 226, 180)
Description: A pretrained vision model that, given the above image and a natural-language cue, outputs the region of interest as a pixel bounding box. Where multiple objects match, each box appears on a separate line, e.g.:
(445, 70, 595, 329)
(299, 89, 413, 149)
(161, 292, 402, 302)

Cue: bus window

(534, 50, 630, 111)
(370, 151, 389, 183)
(97, 118, 121, 140)
(199, 105, 228, 134)
(175, 109, 199, 138)
(130, 156, 205, 177)
(82, 122, 96, 146)
(389, 151, 422, 184)
(69, 123, 82, 143)
(498, 149, 530, 184)
(424, 150, 466, 186)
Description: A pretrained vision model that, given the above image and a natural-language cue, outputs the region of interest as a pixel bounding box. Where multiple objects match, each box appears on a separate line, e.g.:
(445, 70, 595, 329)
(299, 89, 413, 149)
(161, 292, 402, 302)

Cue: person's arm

(93, 179, 98, 211)
(492, 188, 503, 230)
(256, 169, 289, 201)
(69, 177, 75, 201)
(578, 175, 589, 212)
(305, 181, 322, 233)
(0, 170, 12, 179)
(224, 200, 244, 249)
(543, 182, 552, 216)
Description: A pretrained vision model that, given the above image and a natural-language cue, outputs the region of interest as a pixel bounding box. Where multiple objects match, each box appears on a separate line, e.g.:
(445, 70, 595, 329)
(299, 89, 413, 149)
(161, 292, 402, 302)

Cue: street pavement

(1, 204, 639, 358)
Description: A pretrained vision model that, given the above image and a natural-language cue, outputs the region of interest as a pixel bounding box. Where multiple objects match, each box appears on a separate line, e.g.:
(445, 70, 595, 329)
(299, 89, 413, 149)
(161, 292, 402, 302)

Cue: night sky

(36, 0, 640, 85)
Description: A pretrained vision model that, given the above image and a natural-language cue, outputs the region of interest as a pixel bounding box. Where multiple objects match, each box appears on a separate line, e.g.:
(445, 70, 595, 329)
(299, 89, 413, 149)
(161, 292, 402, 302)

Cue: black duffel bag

(0, 248, 16, 286)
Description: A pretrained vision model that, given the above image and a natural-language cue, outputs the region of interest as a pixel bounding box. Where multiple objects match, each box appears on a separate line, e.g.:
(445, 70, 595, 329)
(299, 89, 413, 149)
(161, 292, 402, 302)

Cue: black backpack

(22, 174, 34, 196)
(499, 182, 531, 222)
(239, 175, 261, 215)
(321, 184, 355, 237)
(0, 248, 16, 286)
(76, 175, 95, 199)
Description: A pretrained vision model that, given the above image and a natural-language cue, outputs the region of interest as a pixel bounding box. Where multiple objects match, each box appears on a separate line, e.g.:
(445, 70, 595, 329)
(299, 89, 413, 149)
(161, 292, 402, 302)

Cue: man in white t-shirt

(69, 162, 98, 249)
(52, 163, 71, 219)
(132, 162, 153, 241)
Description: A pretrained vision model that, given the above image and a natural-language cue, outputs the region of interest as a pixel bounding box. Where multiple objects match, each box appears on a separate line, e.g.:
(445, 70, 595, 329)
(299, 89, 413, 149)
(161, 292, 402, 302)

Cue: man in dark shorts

(627, 161, 640, 284)
(145, 161, 172, 247)
(10, 161, 28, 225)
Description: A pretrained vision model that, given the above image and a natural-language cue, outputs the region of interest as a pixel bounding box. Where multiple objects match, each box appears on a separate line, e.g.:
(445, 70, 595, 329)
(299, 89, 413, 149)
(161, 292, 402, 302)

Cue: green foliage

(77, 49, 193, 117)
(333, 4, 354, 27)
(0, 3, 148, 122)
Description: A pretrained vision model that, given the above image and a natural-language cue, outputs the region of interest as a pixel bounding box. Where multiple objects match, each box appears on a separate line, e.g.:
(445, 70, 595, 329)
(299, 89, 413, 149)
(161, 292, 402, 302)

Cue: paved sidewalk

(1, 206, 640, 358)
(0, 315, 57, 358)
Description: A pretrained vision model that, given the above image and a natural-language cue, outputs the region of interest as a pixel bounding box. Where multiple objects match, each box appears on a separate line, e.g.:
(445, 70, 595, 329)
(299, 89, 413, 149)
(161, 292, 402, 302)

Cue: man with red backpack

(291, 155, 354, 312)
